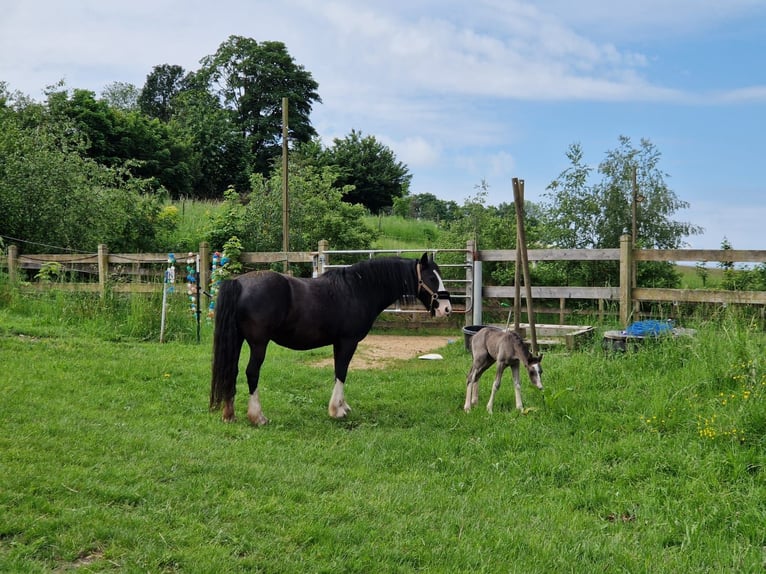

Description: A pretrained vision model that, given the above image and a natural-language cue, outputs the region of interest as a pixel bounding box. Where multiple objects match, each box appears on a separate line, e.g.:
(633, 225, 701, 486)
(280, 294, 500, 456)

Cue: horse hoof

(329, 401, 351, 419)
(248, 412, 269, 426)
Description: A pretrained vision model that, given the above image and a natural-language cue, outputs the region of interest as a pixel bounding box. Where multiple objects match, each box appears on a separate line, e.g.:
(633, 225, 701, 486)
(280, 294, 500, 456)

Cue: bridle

(416, 261, 450, 313)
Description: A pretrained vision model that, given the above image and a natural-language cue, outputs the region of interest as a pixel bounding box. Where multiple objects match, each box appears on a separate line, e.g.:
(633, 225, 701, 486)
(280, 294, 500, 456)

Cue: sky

(1, 0, 765, 250)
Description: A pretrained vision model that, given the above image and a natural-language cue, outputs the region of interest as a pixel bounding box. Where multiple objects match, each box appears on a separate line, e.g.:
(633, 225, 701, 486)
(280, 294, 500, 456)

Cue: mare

(463, 326, 543, 413)
(210, 253, 452, 425)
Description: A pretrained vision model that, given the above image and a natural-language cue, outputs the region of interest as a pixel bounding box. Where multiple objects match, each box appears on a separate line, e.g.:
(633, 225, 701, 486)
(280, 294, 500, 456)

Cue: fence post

(619, 234, 633, 326)
(317, 239, 329, 275)
(7, 244, 18, 283)
(97, 244, 108, 298)
(199, 242, 210, 308)
(466, 240, 475, 327)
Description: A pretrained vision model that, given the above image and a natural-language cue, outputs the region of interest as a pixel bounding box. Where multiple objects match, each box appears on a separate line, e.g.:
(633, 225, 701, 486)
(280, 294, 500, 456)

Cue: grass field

(1, 287, 766, 573)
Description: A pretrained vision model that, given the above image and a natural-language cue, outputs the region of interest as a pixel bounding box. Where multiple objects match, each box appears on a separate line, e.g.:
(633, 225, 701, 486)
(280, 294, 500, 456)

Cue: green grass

(363, 215, 442, 250)
(2, 291, 766, 572)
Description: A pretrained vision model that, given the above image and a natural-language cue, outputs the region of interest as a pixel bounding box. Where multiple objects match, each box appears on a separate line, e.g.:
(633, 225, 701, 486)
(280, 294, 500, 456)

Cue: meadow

(1, 285, 765, 572)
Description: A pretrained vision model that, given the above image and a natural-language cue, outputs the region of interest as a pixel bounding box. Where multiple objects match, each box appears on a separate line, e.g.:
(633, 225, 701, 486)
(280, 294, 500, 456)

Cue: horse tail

(210, 279, 243, 411)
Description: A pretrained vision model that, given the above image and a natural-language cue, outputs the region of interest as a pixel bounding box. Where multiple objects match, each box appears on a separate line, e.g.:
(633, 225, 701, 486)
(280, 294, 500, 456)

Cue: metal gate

(313, 247, 472, 320)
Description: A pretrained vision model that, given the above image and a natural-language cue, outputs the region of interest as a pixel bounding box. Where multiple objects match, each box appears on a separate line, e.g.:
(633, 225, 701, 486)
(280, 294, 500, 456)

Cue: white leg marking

(328, 378, 351, 418)
(463, 378, 474, 412)
(247, 388, 269, 426)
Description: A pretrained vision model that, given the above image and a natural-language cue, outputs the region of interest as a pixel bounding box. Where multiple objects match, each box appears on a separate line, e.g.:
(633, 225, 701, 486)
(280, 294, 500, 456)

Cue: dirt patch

(313, 335, 457, 370)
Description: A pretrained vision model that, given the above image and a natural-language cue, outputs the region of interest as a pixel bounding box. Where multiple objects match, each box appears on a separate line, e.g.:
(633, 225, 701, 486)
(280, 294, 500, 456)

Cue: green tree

(198, 36, 321, 181)
(206, 163, 377, 271)
(0, 102, 166, 254)
(545, 137, 701, 250)
(101, 81, 139, 111)
(543, 136, 702, 287)
(321, 129, 411, 214)
(44, 87, 193, 196)
(171, 82, 248, 197)
(138, 64, 188, 122)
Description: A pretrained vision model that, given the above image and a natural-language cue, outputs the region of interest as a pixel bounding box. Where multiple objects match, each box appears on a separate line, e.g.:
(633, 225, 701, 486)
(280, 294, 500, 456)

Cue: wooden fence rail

(5, 235, 766, 327)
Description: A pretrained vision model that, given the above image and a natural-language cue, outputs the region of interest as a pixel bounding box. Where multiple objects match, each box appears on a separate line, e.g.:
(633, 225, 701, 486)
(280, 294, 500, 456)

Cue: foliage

(545, 137, 702, 250)
(205, 164, 377, 269)
(42, 87, 194, 196)
(1, 293, 765, 572)
(138, 64, 188, 122)
(197, 35, 321, 179)
(171, 85, 248, 198)
(314, 130, 412, 214)
(392, 192, 461, 222)
(542, 137, 701, 288)
(0, 99, 169, 253)
(100, 81, 140, 111)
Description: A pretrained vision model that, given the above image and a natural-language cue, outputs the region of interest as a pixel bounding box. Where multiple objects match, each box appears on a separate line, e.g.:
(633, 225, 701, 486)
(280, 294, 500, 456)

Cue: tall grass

(1, 286, 765, 572)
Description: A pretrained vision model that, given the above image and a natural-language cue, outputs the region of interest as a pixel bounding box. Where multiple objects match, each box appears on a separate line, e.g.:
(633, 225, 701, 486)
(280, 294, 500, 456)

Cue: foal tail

(210, 279, 243, 411)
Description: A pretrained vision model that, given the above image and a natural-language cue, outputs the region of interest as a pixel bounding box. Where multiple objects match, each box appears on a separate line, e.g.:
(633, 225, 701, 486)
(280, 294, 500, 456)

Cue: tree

(171, 81, 248, 197)
(101, 81, 139, 111)
(542, 142, 598, 249)
(198, 36, 321, 180)
(545, 137, 701, 250)
(0, 103, 166, 253)
(138, 64, 188, 122)
(543, 136, 702, 287)
(322, 129, 411, 213)
(42, 87, 194, 196)
(595, 136, 701, 249)
(206, 163, 377, 271)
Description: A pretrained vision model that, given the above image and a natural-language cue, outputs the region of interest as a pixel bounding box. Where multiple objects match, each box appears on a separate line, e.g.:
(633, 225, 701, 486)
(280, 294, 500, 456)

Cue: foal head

(527, 354, 544, 390)
(415, 253, 452, 317)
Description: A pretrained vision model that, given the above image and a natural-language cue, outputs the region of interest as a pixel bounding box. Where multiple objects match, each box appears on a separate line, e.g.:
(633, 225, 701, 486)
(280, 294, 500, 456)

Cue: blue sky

(2, 0, 764, 249)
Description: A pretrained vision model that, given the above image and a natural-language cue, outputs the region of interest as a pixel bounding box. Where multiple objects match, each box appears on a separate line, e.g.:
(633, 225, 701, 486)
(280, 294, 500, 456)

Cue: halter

(416, 261, 450, 312)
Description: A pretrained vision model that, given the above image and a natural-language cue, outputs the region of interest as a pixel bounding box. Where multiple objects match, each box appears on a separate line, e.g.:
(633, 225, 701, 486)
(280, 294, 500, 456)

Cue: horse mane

(321, 257, 418, 302)
(508, 330, 541, 365)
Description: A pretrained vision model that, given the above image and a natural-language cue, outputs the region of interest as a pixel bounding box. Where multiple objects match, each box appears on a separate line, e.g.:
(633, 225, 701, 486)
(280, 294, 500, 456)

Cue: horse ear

(420, 253, 429, 266)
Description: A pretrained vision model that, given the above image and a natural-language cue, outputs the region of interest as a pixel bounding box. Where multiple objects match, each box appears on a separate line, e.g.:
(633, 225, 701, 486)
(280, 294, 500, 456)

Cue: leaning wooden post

(7, 244, 18, 284)
(514, 226, 522, 333)
(513, 178, 538, 355)
(97, 244, 109, 298)
(619, 234, 633, 327)
(199, 242, 210, 309)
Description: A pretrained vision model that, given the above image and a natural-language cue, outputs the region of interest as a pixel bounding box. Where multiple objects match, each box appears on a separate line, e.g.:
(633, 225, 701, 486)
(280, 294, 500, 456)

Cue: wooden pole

(282, 97, 289, 274)
(513, 178, 538, 355)
(620, 234, 633, 327)
(97, 244, 108, 298)
(7, 244, 17, 283)
(514, 221, 521, 332)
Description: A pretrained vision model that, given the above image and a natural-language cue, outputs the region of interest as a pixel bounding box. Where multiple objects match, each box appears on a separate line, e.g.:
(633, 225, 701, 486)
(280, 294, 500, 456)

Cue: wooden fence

(474, 235, 766, 326)
(5, 235, 766, 327)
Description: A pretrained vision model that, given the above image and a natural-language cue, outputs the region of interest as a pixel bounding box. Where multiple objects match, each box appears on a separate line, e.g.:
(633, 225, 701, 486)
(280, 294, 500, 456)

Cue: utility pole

(282, 97, 289, 274)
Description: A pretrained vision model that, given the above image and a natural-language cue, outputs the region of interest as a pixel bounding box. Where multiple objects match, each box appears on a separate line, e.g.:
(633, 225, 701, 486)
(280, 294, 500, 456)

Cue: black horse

(210, 253, 452, 425)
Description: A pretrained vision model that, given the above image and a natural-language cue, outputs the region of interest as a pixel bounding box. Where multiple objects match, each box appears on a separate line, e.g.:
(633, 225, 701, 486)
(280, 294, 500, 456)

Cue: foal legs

(463, 359, 493, 412)
(486, 362, 509, 414)
(511, 363, 524, 411)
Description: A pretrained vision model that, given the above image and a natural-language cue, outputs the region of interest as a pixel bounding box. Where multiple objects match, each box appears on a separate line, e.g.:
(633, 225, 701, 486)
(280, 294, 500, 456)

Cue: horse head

(527, 354, 544, 390)
(416, 253, 452, 318)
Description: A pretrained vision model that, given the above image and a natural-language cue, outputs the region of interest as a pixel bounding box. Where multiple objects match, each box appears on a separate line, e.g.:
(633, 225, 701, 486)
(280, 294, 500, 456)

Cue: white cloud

(391, 137, 441, 168)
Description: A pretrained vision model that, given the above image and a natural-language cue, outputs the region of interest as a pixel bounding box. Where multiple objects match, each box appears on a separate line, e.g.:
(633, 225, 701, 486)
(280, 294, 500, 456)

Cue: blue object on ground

(624, 320, 673, 337)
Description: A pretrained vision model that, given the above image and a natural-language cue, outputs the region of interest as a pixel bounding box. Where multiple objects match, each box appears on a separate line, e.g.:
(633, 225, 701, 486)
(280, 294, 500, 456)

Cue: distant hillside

(363, 215, 443, 250)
